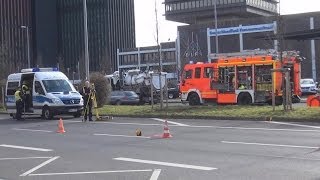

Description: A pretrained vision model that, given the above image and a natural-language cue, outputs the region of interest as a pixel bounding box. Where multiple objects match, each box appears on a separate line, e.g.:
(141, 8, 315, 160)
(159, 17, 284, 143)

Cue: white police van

(5, 68, 84, 120)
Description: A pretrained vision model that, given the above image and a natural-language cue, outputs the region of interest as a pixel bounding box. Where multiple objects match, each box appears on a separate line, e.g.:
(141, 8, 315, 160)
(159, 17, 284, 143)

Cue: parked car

(109, 91, 140, 105)
(300, 78, 318, 95)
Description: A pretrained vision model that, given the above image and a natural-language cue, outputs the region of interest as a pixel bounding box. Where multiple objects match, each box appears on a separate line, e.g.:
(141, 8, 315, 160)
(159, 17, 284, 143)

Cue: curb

(99, 114, 320, 123)
(1, 111, 319, 123)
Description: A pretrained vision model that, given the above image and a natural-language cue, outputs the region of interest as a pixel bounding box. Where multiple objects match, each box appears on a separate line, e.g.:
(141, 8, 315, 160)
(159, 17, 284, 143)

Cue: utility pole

(21, 26, 30, 68)
(277, 0, 286, 109)
(155, 0, 163, 109)
(83, 0, 90, 80)
(214, 0, 219, 54)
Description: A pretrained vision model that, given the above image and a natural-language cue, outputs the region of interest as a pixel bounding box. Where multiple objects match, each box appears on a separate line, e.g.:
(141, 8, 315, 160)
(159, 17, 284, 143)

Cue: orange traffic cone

(151, 120, 173, 139)
(162, 121, 172, 138)
(57, 118, 66, 133)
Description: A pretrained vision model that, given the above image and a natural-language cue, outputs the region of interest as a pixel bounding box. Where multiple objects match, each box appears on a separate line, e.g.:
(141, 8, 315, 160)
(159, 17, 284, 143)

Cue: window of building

(172, 3, 176, 10)
(188, 1, 192, 8)
(195, 68, 201, 78)
(204, 0, 208, 6)
(196, 0, 200, 7)
(181, 2, 185, 9)
(199, 0, 204, 7)
(191, 1, 196, 8)
(177, 3, 180, 10)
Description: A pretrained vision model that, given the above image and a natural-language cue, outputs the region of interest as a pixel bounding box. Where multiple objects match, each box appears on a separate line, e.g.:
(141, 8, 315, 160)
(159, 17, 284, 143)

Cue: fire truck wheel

(189, 93, 200, 106)
(237, 93, 252, 105)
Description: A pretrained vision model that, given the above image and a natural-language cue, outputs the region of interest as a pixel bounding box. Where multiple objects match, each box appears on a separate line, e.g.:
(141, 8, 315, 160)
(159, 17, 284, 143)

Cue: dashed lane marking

(151, 118, 190, 127)
(94, 133, 150, 139)
(28, 169, 153, 176)
(13, 128, 52, 133)
(149, 169, 161, 180)
(221, 141, 319, 149)
(114, 157, 217, 171)
(20, 156, 60, 176)
(0, 157, 52, 161)
(266, 121, 320, 129)
(0, 144, 53, 152)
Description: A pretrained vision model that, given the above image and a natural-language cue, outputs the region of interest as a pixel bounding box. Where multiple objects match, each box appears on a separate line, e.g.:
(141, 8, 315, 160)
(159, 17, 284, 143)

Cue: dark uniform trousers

(83, 87, 93, 121)
(16, 99, 23, 120)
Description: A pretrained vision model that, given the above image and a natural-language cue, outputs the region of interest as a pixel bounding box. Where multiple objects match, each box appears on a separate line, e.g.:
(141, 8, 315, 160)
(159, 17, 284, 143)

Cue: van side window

(204, 67, 213, 78)
(195, 68, 201, 78)
(185, 70, 193, 79)
(7, 82, 19, 95)
(35, 81, 45, 95)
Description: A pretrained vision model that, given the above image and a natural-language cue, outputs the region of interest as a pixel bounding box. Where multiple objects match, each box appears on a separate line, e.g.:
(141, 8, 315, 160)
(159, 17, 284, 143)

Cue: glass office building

(0, 0, 33, 74)
(0, 0, 135, 79)
(57, 0, 135, 75)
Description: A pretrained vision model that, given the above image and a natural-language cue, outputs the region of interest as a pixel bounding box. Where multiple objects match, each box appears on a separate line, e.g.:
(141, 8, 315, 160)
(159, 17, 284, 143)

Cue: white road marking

(0, 157, 52, 161)
(0, 144, 53, 152)
(63, 120, 163, 126)
(114, 157, 217, 171)
(149, 169, 161, 180)
(151, 118, 190, 127)
(221, 141, 319, 149)
(13, 128, 52, 133)
(94, 133, 150, 139)
(215, 126, 320, 132)
(29, 169, 153, 176)
(267, 121, 320, 129)
(63, 119, 320, 132)
(20, 156, 60, 176)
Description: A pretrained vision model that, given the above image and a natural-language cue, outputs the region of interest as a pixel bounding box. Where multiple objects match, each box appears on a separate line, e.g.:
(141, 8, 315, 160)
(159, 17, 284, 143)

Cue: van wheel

(168, 93, 174, 99)
(42, 107, 53, 120)
(237, 93, 252, 105)
(189, 93, 200, 106)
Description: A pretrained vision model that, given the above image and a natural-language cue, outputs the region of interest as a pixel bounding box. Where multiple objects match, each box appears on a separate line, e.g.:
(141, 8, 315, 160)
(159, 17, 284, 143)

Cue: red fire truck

(180, 50, 302, 106)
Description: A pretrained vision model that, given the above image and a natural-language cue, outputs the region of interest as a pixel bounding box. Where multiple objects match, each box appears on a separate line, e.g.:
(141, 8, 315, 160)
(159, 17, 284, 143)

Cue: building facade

(0, 0, 33, 78)
(117, 42, 178, 73)
(177, 12, 320, 80)
(164, 0, 277, 24)
(0, 0, 135, 80)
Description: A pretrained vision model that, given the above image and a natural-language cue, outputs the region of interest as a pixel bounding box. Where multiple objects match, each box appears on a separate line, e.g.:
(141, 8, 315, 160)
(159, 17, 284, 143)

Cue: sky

(134, 0, 320, 47)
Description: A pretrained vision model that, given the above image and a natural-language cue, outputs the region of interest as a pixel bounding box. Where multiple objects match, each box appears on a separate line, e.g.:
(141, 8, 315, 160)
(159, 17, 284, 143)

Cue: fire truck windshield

(183, 70, 193, 79)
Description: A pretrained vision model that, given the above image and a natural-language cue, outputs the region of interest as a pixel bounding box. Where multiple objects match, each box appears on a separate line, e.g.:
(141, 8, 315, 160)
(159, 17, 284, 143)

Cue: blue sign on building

(208, 23, 275, 37)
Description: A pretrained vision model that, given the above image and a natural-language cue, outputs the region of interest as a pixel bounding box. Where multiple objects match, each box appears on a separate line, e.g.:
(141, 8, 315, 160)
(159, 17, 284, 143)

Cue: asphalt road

(0, 114, 320, 179)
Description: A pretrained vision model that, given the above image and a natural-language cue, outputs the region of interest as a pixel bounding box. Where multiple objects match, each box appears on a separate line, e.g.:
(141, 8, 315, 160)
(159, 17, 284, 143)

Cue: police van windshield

(42, 79, 72, 93)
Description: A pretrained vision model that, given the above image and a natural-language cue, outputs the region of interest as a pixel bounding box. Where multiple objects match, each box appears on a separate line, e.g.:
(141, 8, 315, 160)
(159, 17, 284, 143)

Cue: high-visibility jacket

(15, 90, 23, 101)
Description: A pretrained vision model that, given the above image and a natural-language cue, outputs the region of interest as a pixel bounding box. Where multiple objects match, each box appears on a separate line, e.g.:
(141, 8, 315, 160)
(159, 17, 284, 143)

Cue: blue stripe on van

(5, 95, 53, 104)
(33, 96, 53, 103)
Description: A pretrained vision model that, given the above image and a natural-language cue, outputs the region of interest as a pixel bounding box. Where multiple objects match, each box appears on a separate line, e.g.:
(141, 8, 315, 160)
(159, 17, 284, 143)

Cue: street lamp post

(21, 26, 31, 68)
(83, 0, 90, 80)
(214, 0, 219, 54)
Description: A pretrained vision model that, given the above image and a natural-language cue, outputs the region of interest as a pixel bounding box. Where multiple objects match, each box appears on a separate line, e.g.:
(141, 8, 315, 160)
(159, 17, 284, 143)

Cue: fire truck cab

(180, 50, 302, 106)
